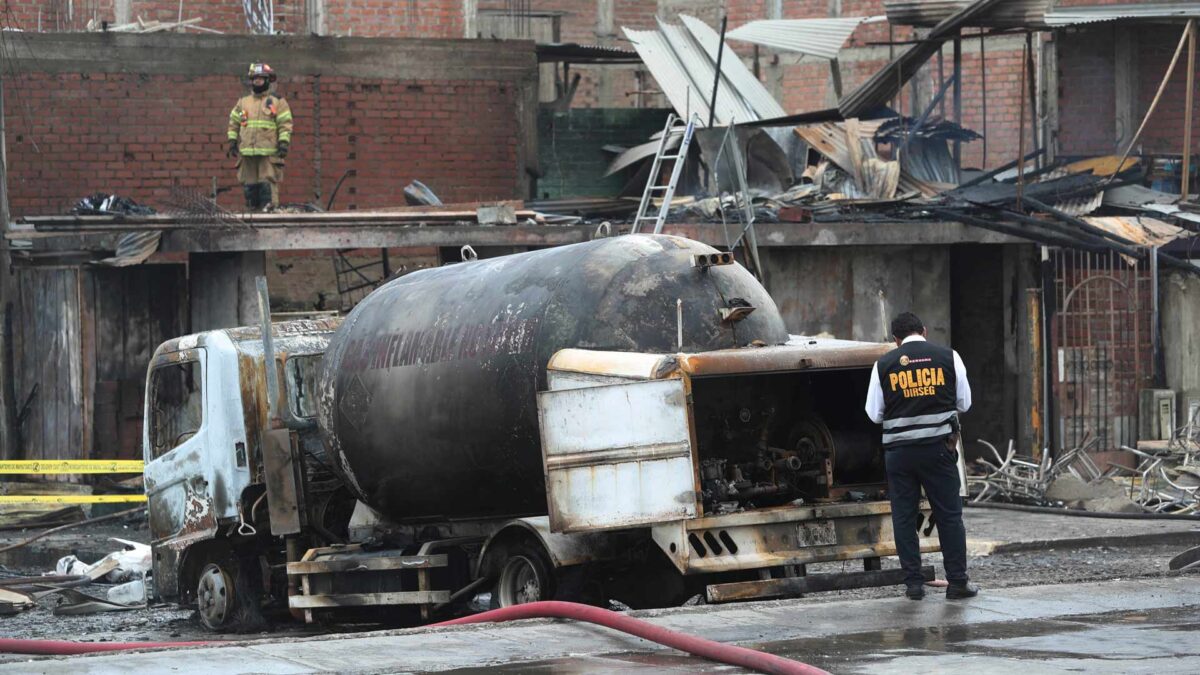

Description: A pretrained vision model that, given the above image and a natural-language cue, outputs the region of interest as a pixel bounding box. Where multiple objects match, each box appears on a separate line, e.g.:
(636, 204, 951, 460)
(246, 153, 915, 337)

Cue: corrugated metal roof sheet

(536, 43, 641, 64)
(622, 15, 785, 127)
(95, 231, 161, 267)
(1045, 3, 1200, 27)
(884, 0, 1052, 29)
(1080, 216, 1194, 247)
(679, 16, 786, 121)
(725, 17, 874, 61)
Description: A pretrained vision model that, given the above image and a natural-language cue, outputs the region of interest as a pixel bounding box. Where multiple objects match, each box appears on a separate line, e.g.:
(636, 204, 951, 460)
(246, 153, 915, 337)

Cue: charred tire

(493, 543, 555, 608)
(195, 552, 266, 633)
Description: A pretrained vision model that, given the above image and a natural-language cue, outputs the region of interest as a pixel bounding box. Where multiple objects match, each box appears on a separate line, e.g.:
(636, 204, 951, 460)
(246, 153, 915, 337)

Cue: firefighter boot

(247, 182, 272, 210)
(243, 184, 258, 210)
(259, 182, 276, 211)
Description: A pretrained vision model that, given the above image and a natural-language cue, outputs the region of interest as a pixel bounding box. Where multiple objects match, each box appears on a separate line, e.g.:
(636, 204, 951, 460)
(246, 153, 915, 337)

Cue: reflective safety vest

(876, 340, 958, 448)
(228, 92, 293, 156)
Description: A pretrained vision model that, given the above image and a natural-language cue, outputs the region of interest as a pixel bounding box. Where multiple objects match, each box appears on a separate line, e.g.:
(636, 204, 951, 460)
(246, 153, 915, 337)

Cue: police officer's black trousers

(884, 440, 969, 586)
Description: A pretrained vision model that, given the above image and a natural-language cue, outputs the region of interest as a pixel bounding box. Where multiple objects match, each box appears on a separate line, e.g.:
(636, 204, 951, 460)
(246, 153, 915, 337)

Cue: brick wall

(326, 0, 464, 37)
(2, 34, 536, 216)
(1057, 21, 1200, 158)
(1135, 23, 1200, 155)
(1056, 25, 1118, 157)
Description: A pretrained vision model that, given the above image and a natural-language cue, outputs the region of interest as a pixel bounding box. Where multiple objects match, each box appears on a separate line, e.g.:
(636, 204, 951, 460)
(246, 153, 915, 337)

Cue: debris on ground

(969, 411, 1200, 515)
(71, 194, 156, 216)
(56, 539, 150, 584)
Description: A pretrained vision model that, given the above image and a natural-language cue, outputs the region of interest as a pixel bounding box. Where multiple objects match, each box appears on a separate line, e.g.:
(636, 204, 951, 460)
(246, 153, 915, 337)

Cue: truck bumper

(650, 500, 939, 576)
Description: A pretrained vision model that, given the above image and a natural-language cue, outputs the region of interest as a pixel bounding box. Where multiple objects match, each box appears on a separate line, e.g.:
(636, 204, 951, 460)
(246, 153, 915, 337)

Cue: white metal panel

(660, 18, 753, 125)
(679, 15, 787, 120)
(726, 17, 870, 61)
(538, 378, 697, 533)
(623, 27, 714, 127)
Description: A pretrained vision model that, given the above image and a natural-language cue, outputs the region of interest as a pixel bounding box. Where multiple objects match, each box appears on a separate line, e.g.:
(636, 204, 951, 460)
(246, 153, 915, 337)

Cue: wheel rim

(197, 563, 233, 629)
(498, 555, 543, 607)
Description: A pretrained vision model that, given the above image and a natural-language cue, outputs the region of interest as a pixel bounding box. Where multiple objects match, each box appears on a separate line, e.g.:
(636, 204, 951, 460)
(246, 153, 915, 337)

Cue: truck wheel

(196, 555, 265, 633)
(494, 544, 554, 608)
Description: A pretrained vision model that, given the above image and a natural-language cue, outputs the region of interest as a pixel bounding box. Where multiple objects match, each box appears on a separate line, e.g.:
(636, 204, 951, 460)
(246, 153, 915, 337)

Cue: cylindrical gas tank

(318, 235, 789, 522)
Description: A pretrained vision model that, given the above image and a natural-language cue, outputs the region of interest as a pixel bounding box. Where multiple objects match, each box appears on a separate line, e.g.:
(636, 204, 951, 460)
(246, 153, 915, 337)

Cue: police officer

(865, 312, 978, 600)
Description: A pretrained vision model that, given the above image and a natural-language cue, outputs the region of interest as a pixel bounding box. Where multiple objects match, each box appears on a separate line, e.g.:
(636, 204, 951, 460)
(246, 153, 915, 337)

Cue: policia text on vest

(889, 361, 948, 399)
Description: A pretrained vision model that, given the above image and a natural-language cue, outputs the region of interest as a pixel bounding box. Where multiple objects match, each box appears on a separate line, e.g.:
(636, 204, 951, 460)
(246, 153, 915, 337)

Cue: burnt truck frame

(144, 301, 946, 631)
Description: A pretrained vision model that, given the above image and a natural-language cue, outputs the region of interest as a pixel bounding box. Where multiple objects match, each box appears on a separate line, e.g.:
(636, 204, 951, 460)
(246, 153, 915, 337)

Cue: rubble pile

(969, 414, 1200, 514)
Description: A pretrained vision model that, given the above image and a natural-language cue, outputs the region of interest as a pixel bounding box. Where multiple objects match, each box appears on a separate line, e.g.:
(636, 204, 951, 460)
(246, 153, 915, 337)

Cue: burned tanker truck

(143, 234, 939, 631)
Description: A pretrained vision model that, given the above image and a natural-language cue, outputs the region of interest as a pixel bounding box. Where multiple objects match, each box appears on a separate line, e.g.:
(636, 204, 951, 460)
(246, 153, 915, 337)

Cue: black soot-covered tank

(318, 234, 789, 522)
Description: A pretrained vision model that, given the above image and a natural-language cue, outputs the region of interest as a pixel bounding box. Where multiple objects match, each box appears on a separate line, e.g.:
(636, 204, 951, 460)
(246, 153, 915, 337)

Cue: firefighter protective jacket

(876, 340, 958, 449)
(228, 92, 293, 156)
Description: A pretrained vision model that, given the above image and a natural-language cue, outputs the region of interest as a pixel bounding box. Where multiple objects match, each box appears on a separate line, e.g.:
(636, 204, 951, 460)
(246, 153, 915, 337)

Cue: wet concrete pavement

(2, 575, 1196, 674)
(460, 604, 1200, 674)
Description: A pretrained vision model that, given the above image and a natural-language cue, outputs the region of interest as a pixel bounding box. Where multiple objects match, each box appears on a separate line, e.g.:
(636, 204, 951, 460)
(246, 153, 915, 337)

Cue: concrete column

(597, 0, 616, 104)
(189, 252, 268, 332)
(1163, 271, 1200, 424)
(1113, 27, 1137, 153)
(115, 0, 131, 26)
(463, 0, 477, 38)
(306, 0, 326, 36)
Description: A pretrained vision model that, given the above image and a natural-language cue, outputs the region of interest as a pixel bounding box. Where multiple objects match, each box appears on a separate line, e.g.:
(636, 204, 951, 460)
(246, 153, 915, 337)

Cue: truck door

(143, 349, 219, 548)
(537, 378, 698, 533)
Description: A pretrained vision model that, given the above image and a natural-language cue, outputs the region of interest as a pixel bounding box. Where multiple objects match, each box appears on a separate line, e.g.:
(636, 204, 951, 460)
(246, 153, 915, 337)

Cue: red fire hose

(0, 601, 828, 674)
(432, 600, 830, 675)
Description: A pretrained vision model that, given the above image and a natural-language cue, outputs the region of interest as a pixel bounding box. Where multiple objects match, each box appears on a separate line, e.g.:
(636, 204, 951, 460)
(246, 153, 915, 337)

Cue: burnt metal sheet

(262, 428, 303, 536)
(885, 0, 1052, 28)
(94, 231, 161, 267)
(1045, 2, 1200, 27)
(537, 378, 698, 533)
(726, 17, 874, 60)
(1079, 216, 1195, 248)
(535, 42, 641, 64)
(650, 500, 939, 574)
(623, 15, 785, 127)
(547, 338, 891, 381)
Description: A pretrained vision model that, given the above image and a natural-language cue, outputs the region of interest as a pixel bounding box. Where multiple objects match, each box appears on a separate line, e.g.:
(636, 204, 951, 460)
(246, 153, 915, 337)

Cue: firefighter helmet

(247, 63, 277, 82)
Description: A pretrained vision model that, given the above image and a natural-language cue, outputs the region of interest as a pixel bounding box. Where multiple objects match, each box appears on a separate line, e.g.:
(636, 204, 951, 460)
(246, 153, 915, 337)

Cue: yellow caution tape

(0, 460, 144, 474)
(0, 494, 147, 504)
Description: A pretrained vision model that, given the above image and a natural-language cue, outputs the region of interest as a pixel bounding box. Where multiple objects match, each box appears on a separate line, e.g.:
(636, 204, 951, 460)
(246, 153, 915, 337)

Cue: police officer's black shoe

(946, 582, 979, 599)
(905, 583, 925, 600)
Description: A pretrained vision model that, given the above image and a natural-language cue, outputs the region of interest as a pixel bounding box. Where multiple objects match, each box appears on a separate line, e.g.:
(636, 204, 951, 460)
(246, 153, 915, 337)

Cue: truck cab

(142, 318, 340, 627)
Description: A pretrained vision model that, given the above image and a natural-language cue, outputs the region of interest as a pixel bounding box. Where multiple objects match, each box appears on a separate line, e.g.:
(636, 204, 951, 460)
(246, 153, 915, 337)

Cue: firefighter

(865, 312, 978, 601)
(227, 63, 293, 210)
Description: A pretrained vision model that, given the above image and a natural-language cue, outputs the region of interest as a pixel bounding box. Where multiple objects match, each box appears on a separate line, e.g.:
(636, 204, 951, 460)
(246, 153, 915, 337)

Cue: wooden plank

(288, 591, 449, 609)
(286, 554, 448, 575)
(78, 269, 95, 460)
(706, 566, 935, 603)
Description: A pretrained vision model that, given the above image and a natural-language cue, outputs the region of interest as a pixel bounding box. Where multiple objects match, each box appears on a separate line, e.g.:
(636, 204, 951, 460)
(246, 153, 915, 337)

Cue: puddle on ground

(437, 605, 1200, 674)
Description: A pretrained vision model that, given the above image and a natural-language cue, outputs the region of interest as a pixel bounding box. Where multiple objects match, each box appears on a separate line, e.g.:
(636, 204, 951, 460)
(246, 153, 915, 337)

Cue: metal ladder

(631, 112, 699, 234)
